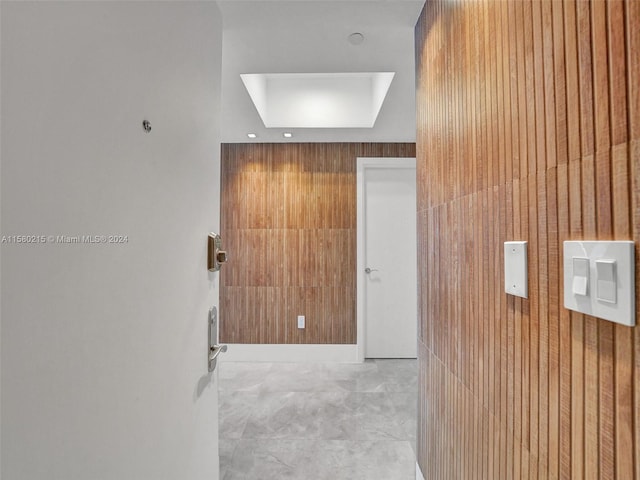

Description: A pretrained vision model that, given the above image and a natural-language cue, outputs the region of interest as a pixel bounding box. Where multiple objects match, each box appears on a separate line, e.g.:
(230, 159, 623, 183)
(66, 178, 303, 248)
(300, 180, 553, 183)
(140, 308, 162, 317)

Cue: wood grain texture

(415, 0, 639, 477)
(219, 143, 415, 344)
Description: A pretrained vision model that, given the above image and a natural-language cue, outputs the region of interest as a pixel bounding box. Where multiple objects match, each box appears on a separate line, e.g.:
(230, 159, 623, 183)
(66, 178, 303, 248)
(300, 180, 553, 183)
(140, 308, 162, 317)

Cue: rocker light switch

(572, 257, 589, 296)
(596, 259, 616, 304)
(563, 241, 635, 326)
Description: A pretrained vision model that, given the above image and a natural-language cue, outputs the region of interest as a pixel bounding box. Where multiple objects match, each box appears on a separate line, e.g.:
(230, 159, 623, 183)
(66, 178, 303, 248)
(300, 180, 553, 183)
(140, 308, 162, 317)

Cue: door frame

(356, 157, 417, 362)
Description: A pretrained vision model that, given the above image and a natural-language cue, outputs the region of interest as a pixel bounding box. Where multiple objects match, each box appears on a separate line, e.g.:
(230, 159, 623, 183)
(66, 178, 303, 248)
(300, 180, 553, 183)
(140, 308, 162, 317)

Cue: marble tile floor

(218, 359, 417, 480)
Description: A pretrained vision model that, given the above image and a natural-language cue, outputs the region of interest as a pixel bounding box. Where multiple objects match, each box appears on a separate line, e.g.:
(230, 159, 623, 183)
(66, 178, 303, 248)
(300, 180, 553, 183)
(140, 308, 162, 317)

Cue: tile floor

(218, 359, 417, 480)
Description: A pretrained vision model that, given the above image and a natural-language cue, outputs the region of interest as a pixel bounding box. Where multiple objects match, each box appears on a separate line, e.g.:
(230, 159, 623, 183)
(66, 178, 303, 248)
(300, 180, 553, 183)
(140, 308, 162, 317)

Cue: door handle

(209, 344, 228, 362)
(208, 306, 227, 372)
(365, 267, 379, 274)
(208, 344, 227, 372)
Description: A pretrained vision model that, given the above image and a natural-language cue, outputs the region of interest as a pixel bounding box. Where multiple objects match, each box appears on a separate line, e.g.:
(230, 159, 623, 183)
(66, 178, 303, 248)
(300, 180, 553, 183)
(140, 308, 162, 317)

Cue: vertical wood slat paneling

(415, 0, 639, 478)
(219, 143, 415, 344)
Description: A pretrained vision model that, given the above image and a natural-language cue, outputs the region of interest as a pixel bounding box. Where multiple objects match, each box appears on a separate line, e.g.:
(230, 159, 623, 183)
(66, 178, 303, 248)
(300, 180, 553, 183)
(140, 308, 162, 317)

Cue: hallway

(219, 359, 417, 480)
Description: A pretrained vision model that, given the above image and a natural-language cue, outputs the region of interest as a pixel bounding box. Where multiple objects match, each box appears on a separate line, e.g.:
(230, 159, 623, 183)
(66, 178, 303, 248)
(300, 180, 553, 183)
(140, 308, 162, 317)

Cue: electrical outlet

(297, 315, 305, 329)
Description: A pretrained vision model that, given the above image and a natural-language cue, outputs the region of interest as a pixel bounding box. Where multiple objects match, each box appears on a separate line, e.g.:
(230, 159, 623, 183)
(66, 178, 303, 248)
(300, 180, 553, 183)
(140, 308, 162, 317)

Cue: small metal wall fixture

(142, 120, 152, 133)
(208, 232, 228, 272)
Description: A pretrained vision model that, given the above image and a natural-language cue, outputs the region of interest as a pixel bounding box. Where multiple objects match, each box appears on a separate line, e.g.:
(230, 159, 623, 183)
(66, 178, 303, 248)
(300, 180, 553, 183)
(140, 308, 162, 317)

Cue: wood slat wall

(219, 143, 415, 344)
(415, 0, 639, 478)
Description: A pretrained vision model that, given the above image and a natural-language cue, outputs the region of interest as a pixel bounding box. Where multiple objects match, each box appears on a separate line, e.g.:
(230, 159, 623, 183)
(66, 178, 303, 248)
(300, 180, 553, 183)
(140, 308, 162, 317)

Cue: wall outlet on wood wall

(297, 315, 305, 329)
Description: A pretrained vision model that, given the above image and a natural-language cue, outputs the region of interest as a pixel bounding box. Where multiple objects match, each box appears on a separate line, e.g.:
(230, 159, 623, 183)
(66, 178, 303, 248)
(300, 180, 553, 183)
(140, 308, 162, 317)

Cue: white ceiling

(218, 0, 425, 143)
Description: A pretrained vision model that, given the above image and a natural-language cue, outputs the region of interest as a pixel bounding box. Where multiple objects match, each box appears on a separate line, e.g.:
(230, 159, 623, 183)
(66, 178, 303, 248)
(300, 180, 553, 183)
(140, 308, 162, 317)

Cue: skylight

(240, 72, 395, 129)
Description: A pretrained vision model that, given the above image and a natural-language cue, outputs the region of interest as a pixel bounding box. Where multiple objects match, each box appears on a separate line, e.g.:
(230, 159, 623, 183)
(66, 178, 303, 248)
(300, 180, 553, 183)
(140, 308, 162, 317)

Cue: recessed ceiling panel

(240, 72, 395, 128)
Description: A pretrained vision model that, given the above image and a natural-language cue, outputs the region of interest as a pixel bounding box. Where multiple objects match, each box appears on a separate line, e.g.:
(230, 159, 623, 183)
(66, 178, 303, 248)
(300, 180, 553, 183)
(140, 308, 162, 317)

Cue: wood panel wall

(415, 0, 639, 478)
(219, 143, 415, 344)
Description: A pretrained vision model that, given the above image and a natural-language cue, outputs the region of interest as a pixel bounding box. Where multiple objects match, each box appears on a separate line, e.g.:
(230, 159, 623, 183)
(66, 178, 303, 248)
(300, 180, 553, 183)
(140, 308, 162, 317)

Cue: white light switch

(504, 241, 528, 298)
(563, 241, 635, 326)
(572, 257, 589, 296)
(596, 259, 616, 303)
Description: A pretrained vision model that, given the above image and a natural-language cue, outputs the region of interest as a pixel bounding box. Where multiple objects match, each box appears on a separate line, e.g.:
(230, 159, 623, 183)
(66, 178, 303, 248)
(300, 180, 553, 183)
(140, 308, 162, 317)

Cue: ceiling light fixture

(247, 133, 257, 138)
(283, 132, 293, 138)
(241, 72, 395, 129)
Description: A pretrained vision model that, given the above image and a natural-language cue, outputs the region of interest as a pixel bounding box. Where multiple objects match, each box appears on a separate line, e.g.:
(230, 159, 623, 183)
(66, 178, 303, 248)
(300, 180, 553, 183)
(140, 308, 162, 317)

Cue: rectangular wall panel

(415, 0, 639, 477)
(220, 143, 415, 344)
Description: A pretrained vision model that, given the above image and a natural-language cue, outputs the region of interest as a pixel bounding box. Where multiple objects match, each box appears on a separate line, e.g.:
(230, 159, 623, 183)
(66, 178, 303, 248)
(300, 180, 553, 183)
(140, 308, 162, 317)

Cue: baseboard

(219, 343, 360, 363)
(416, 462, 425, 480)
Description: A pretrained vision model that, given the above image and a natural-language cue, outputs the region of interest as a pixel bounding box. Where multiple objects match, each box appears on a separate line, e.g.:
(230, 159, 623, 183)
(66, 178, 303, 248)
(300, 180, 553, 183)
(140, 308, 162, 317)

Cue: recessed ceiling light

(348, 32, 365, 45)
(241, 72, 395, 129)
(283, 132, 293, 138)
(247, 133, 257, 138)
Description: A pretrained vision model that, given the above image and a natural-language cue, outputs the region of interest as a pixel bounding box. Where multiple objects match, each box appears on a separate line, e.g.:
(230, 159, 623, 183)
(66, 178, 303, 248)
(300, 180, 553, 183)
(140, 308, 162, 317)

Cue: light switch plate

(563, 241, 635, 326)
(504, 241, 528, 298)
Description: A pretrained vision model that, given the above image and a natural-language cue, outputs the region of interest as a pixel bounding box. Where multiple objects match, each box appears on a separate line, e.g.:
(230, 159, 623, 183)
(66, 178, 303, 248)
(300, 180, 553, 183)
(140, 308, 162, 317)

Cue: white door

(2, 3, 222, 478)
(357, 158, 417, 359)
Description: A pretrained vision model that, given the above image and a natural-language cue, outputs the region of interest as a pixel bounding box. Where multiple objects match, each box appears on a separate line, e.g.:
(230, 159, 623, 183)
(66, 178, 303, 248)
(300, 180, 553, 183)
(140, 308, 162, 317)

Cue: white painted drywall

(1, 2, 223, 478)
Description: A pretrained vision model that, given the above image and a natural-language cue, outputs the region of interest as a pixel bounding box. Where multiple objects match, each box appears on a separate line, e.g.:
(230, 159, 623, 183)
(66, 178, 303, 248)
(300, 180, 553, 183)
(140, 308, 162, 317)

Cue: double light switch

(564, 241, 635, 327)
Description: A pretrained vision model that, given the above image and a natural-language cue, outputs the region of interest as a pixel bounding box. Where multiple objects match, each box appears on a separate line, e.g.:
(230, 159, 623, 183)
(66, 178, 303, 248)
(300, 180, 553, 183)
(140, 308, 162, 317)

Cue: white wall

(1, 2, 223, 478)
